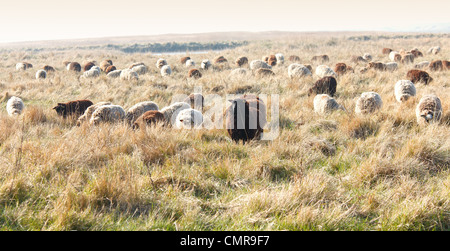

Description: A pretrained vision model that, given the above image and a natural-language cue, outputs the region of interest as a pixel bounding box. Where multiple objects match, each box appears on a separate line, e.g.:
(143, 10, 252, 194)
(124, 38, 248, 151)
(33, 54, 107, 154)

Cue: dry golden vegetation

(0, 33, 449, 230)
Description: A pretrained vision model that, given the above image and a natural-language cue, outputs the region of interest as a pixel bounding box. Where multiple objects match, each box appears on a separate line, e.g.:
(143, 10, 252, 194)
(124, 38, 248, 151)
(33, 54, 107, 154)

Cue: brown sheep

(289, 55, 301, 62)
(224, 96, 267, 143)
(308, 76, 337, 97)
(214, 56, 228, 64)
(180, 56, 191, 64)
(367, 62, 385, 71)
(183, 93, 205, 111)
(410, 49, 423, 58)
(255, 68, 275, 77)
(351, 56, 367, 64)
(235, 56, 249, 67)
(443, 60, 450, 70)
(43, 65, 55, 72)
(406, 69, 433, 85)
(188, 68, 202, 79)
(132, 110, 165, 130)
(382, 48, 393, 55)
(429, 60, 444, 71)
(84, 62, 96, 72)
(100, 60, 112, 72)
(267, 55, 277, 66)
(68, 62, 81, 72)
(105, 65, 117, 74)
(311, 55, 329, 63)
(53, 100, 94, 119)
(334, 63, 353, 76)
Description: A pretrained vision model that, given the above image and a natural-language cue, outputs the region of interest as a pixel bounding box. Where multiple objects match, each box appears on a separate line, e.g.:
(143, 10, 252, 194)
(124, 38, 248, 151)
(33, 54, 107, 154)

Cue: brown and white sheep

(416, 95, 442, 125)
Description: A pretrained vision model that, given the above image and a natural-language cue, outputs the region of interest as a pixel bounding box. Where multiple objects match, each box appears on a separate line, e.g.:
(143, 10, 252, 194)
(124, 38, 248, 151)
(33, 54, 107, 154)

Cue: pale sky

(0, 0, 449, 43)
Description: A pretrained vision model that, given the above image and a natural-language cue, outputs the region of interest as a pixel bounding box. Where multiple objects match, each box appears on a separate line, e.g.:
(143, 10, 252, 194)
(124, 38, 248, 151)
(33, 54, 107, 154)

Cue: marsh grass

(0, 33, 449, 230)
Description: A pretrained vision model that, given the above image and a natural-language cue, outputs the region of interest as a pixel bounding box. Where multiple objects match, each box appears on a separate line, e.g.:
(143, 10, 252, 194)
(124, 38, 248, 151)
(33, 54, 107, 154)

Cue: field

(0, 32, 449, 231)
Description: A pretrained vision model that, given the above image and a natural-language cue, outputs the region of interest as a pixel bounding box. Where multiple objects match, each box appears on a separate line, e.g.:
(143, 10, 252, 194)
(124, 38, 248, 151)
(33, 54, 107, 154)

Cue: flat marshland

(0, 33, 449, 230)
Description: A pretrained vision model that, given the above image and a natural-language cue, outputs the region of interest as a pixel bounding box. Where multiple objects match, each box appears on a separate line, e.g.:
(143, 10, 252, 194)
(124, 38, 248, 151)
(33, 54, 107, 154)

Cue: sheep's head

(53, 103, 67, 117)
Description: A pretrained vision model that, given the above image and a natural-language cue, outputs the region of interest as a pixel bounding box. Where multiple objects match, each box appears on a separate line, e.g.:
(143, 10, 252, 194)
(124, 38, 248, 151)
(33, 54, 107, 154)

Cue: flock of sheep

(5, 45, 447, 143)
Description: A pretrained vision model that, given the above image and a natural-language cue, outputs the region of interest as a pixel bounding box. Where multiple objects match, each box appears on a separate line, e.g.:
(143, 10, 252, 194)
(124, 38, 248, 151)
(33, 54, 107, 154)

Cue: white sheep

(313, 94, 344, 114)
(131, 65, 148, 75)
(77, 102, 112, 125)
(125, 101, 159, 125)
(175, 108, 203, 129)
(288, 63, 312, 78)
(250, 60, 272, 70)
(315, 65, 337, 78)
(389, 51, 401, 62)
(185, 59, 195, 67)
(355, 92, 383, 115)
(89, 105, 126, 125)
(394, 80, 416, 102)
(107, 70, 122, 78)
(160, 65, 172, 77)
(414, 61, 430, 69)
(384, 62, 398, 71)
(16, 63, 26, 71)
(160, 102, 191, 126)
(415, 95, 442, 125)
(6, 96, 25, 116)
(36, 70, 47, 80)
(120, 69, 139, 81)
(427, 46, 440, 55)
(363, 53, 372, 61)
(201, 59, 212, 70)
(275, 53, 285, 65)
(229, 68, 248, 77)
(82, 67, 100, 78)
(156, 58, 167, 69)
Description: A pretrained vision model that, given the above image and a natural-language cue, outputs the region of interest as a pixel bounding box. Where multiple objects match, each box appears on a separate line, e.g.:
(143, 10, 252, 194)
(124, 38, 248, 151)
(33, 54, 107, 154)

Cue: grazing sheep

(313, 94, 344, 114)
(105, 65, 117, 74)
(125, 101, 159, 125)
(15, 63, 27, 71)
(160, 65, 172, 77)
(315, 65, 337, 78)
(224, 96, 267, 143)
(264, 55, 277, 66)
(308, 76, 337, 97)
(89, 105, 126, 125)
(367, 62, 385, 71)
(188, 68, 202, 79)
(384, 62, 398, 71)
(311, 55, 329, 63)
(175, 108, 203, 129)
(214, 56, 228, 64)
(160, 102, 191, 126)
(132, 110, 166, 129)
(183, 93, 204, 111)
(235, 56, 249, 67)
(250, 60, 272, 70)
(351, 56, 367, 64)
(255, 68, 275, 77)
(382, 48, 393, 55)
(414, 61, 430, 69)
(82, 67, 100, 78)
(156, 58, 168, 69)
(120, 69, 139, 81)
(53, 100, 94, 118)
(406, 69, 433, 85)
(443, 60, 450, 70)
(6, 96, 24, 116)
(185, 59, 195, 67)
(43, 65, 55, 72)
(230, 68, 248, 77)
(84, 62, 96, 72)
(410, 49, 423, 58)
(180, 56, 191, 64)
(275, 53, 284, 64)
(401, 53, 414, 64)
(67, 62, 81, 72)
(107, 70, 122, 78)
(35, 70, 47, 80)
(289, 55, 301, 62)
(288, 63, 312, 78)
(363, 53, 372, 61)
(394, 80, 416, 102)
(427, 46, 440, 55)
(201, 59, 212, 70)
(389, 51, 402, 62)
(355, 92, 383, 115)
(100, 60, 112, 72)
(131, 65, 148, 75)
(415, 95, 442, 125)
(429, 60, 444, 71)
(76, 102, 112, 126)
(334, 63, 353, 76)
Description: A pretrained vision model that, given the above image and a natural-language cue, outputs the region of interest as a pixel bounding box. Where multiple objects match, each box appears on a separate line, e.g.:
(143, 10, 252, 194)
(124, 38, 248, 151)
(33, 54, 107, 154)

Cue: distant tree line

(347, 33, 449, 41)
(105, 41, 249, 53)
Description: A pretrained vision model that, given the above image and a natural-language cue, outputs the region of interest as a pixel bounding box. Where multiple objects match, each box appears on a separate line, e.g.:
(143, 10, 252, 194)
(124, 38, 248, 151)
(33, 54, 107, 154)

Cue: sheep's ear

(179, 119, 184, 122)
(52, 106, 58, 110)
